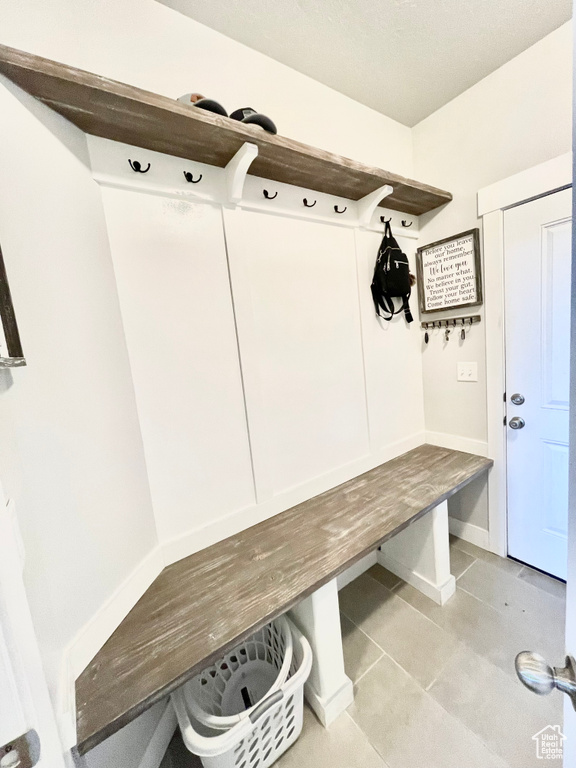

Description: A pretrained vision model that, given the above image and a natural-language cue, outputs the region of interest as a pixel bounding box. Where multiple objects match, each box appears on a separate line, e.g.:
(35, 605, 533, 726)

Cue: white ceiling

(159, 0, 571, 126)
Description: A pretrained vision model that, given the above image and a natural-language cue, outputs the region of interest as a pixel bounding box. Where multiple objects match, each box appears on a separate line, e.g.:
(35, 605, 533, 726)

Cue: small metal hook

(380, 216, 392, 224)
(129, 160, 150, 173)
(183, 171, 203, 183)
(461, 319, 466, 341)
(401, 220, 413, 228)
(263, 189, 278, 200)
(334, 205, 347, 214)
(303, 198, 317, 208)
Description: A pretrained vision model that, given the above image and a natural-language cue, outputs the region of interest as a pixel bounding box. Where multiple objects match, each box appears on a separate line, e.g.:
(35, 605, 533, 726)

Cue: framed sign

(416, 228, 482, 314)
(0, 244, 25, 367)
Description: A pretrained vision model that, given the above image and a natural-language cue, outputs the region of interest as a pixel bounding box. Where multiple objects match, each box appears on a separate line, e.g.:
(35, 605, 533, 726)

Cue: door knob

(509, 416, 525, 430)
(510, 393, 525, 405)
(515, 652, 576, 710)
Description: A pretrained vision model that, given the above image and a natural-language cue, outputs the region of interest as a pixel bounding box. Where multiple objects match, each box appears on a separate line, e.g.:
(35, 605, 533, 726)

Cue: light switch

(457, 362, 478, 382)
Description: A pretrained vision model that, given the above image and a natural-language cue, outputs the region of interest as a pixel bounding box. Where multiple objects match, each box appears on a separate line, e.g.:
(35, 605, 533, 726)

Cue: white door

(0, 481, 66, 768)
(504, 188, 572, 579)
(515, 183, 576, 764)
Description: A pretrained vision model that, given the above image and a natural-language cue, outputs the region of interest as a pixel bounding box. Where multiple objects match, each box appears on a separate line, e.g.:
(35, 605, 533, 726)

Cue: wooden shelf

(75, 445, 491, 755)
(0, 44, 452, 216)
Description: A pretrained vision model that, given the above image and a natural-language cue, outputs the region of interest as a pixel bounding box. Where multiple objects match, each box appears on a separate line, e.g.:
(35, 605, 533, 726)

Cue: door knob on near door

(509, 416, 525, 429)
(516, 652, 576, 710)
(510, 393, 525, 405)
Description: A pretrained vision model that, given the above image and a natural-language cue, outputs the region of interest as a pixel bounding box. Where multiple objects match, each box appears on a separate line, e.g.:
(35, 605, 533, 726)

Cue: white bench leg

(288, 579, 353, 726)
(377, 499, 456, 605)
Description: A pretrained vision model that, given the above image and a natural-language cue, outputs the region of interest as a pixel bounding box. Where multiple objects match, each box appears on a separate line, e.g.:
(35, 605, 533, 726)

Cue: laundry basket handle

(249, 690, 284, 723)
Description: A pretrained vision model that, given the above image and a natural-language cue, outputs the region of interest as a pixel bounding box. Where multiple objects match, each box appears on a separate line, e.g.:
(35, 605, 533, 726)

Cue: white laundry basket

(171, 618, 312, 768)
(186, 615, 293, 730)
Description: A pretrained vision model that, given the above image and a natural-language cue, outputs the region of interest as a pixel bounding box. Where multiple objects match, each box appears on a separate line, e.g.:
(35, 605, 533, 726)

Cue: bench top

(75, 444, 492, 754)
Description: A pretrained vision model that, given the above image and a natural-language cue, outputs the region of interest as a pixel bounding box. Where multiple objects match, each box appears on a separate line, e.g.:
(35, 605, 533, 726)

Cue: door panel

(0, 622, 26, 747)
(504, 188, 571, 579)
(0, 484, 65, 767)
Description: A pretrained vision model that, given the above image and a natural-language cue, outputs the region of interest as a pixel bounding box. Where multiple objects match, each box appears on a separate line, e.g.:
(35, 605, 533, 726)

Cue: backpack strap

(402, 296, 413, 323)
(372, 285, 395, 321)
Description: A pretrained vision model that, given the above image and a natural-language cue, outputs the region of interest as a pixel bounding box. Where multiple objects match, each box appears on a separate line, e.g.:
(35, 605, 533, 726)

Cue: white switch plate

(457, 362, 478, 382)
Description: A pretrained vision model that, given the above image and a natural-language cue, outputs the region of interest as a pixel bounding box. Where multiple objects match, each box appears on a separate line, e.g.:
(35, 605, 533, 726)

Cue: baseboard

(304, 676, 354, 727)
(376, 550, 456, 606)
(425, 431, 489, 458)
(448, 517, 490, 551)
(336, 551, 377, 591)
(139, 700, 177, 768)
(162, 431, 426, 566)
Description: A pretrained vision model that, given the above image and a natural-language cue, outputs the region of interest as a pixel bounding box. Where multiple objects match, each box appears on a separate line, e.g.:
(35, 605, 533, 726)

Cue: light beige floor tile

(348, 654, 507, 768)
(457, 559, 565, 633)
(449, 541, 476, 579)
(365, 563, 402, 590)
(340, 613, 384, 684)
(450, 537, 523, 576)
(518, 566, 566, 600)
(429, 643, 563, 768)
(339, 574, 460, 689)
(394, 581, 564, 680)
(276, 705, 389, 768)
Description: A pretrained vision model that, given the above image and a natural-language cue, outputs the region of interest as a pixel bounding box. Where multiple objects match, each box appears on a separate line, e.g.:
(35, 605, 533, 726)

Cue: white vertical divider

(221, 205, 276, 503)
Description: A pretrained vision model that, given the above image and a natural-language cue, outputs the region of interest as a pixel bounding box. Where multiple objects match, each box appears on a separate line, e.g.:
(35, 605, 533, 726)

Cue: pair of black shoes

(178, 93, 277, 135)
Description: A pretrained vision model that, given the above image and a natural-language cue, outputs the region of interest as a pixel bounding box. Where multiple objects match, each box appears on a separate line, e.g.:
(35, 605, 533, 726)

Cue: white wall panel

(101, 189, 255, 543)
(224, 209, 370, 498)
(355, 230, 425, 451)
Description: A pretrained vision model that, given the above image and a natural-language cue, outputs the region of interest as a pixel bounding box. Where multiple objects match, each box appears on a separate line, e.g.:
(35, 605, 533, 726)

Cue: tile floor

(161, 536, 566, 768)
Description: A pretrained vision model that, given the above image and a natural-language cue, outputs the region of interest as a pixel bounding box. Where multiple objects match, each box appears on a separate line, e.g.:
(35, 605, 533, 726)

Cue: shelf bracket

(357, 184, 393, 228)
(225, 142, 259, 205)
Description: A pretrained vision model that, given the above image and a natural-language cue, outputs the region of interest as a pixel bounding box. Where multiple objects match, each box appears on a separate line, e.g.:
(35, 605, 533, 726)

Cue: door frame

(478, 152, 572, 557)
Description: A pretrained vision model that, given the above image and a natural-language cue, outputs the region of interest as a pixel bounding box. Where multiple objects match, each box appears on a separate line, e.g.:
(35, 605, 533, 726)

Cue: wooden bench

(75, 444, 492, 755)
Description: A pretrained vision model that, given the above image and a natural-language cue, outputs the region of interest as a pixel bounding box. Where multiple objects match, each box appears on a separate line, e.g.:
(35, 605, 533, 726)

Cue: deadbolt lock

(510, 393, 525, 405)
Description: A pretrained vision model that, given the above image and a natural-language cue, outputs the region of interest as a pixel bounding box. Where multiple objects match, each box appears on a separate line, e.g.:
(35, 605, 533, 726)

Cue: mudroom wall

(413, 21, 572, 539)
(0, 0, 416, 759)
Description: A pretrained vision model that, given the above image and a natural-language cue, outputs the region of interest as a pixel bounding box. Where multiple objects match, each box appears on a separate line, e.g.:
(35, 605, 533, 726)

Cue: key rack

(421, 315, 481, 343)
(420, 315, 481, 330)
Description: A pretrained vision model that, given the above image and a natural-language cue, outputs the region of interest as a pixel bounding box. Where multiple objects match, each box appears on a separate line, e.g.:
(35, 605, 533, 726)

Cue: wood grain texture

(0, 44, 452, 216)
(0, 243, 24, 361)
(76, 445, 491, 754)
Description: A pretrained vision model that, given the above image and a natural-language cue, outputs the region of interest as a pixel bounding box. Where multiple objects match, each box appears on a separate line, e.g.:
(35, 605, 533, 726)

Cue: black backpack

(371, 220, 413, 323)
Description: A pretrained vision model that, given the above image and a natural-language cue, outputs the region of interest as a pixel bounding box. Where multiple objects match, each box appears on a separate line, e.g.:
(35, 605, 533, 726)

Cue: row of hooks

(262, 192, 414, 225)
(421, 315, 481, 343)
(127, 158, 413, 227)
(263, 188, 347, 213)
(380, 216, 413, 228)
(129, 159, 203, 183)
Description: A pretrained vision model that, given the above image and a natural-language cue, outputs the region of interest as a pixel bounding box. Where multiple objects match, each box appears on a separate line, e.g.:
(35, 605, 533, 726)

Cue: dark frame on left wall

(0, 243, 25, 367)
